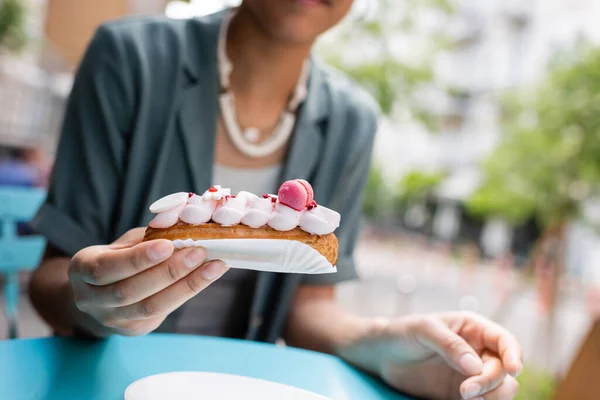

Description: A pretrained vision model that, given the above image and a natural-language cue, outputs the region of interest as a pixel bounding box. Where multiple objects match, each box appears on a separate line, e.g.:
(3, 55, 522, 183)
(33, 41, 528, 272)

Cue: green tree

(467, 42, 600, 231)
(318, 0, 455, 128)
(395, 169, 446, 204)
(362, 166, 392, 221)
(0, 0, 27, 54)
(467, 45, 600, 371)
(317, 0, 455, 219)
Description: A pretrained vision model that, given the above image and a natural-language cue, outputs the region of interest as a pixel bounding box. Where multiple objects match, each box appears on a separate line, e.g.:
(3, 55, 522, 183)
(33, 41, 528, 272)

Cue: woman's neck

(226, 6, 313, 108)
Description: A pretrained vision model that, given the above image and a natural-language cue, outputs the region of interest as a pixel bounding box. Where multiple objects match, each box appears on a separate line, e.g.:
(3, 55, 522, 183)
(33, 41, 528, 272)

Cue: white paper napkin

(172, 238, 337, 274)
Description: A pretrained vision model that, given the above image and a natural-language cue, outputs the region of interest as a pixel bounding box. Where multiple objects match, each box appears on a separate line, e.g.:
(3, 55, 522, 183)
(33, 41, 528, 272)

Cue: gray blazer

(32, 10, 379, 342)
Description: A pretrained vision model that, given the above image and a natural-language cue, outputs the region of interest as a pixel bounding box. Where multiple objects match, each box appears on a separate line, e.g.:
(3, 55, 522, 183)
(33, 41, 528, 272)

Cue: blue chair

(0, 187, 46, 339)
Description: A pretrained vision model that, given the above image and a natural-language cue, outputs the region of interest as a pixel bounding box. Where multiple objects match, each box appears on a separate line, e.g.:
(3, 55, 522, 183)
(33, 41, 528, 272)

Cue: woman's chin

(268, 21, 328, 45)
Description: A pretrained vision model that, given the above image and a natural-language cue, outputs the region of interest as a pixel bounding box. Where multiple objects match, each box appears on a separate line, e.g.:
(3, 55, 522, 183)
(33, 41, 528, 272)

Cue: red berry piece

(208, 187, 218, 193)
(262, 193, 277, 203)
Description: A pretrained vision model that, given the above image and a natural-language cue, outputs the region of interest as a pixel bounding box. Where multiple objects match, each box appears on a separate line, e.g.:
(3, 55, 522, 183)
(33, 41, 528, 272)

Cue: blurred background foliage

(362, 168, 445, 223)
(0, 0, 27, 54)
(362, 166, 392, 221)
(320, 0, 456, 223)
(319, 0, 455, 129)
(466, 42, 600, 231)
(515, 368, 556, 400)
(327, 1, 600, 240)
(395, 170, 446, 203)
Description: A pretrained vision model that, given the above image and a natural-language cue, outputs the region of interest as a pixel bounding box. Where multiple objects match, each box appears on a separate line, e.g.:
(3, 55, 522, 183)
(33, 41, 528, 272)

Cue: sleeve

(31, 25, 134, 256)
(303, 105, 379, 285)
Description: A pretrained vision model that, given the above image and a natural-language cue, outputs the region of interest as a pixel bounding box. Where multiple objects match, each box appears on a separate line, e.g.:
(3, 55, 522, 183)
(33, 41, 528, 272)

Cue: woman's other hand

(339, 312, 522, 400)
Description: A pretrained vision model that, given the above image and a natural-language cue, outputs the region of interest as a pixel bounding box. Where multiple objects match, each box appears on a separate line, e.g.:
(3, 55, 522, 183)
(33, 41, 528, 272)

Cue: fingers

(441, 312, 524, 378)
(104, 260, 229, 323)
(477, 317, 523, 377)
(460, 353, 505, 399)
(72, 239, 174, 285)
(470, 375, 519, 400)
(83, 247, 208, 307)
(413, 318, 483, 376)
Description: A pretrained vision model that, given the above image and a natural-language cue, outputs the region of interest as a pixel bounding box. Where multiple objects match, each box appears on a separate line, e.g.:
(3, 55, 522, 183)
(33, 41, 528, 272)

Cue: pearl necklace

(217, 11, 310, 158)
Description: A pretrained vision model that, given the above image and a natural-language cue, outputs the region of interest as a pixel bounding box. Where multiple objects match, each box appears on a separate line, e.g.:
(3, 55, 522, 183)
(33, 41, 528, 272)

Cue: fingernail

(184, 248, 206, 268)
(460, 354, 483, 376)
(201, 261, 228, 280)
(148, 241, 173, 262)
(512, 359, 523, 377)
(463, 383, 481, 399)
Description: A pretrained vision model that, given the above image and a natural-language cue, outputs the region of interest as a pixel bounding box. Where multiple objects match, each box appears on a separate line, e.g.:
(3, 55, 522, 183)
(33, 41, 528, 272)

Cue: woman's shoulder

(92, 13, 221, 60)
(318, 63, 380, 124)
(99, 14, 209, 36)
(316, 62, 381, 139)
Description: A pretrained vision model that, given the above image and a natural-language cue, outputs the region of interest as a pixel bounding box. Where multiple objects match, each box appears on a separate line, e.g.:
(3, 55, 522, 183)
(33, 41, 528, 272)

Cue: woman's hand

(67, 228, 228, 336)
(339, 312, 522, 400)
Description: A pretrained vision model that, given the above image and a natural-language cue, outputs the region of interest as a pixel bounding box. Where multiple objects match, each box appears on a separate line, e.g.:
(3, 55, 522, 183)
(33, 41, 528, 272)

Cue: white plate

(124, 371, 332, 400)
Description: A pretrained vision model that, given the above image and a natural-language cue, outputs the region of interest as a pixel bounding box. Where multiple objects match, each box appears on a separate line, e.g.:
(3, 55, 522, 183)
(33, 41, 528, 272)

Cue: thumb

(413, 318, 483, 376)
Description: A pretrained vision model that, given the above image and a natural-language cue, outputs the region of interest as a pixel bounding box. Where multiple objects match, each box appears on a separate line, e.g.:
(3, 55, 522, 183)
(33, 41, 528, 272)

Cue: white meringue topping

(201, 185, 231, 201)
(241, 196, 274, 228)
(149, 187, 340, 235)
(149, 202, 186, 228)
(212, 196, 246, 226)
(149, 192, 188, 213)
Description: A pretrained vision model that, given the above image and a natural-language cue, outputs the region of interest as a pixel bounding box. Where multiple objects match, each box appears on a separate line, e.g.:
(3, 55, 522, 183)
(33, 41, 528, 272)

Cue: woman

(30, 1, 521, 399)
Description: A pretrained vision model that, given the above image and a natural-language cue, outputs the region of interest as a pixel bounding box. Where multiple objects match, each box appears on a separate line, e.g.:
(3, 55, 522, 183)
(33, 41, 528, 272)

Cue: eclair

(143, 180, 340, 266)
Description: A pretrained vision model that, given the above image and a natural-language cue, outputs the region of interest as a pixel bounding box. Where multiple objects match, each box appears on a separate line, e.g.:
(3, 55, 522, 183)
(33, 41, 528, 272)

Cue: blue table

(0, 334, 411, 400)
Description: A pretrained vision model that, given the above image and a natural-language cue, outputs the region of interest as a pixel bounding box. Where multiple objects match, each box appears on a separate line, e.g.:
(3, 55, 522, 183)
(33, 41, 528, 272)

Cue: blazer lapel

(177, 14, 223, 193)
(281, 60, 329, 183)
(178, 81, 218, 192)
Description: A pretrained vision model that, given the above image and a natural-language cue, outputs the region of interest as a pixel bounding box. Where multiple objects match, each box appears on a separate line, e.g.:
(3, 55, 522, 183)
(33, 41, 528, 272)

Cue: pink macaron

(277, 179, 314, 211)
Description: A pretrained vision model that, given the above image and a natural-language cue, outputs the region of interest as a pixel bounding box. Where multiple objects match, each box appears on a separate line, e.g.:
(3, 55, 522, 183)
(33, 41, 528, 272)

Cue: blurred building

(44, 0, 169, 69)
(371, 0, 600, 254)
(0, 0, 168, 153)
(377, 0, 600, 185)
